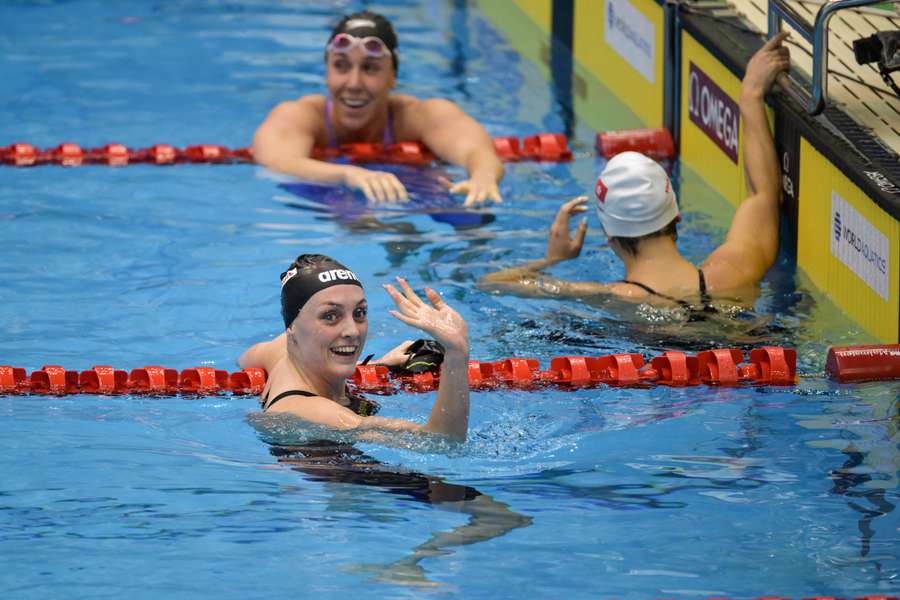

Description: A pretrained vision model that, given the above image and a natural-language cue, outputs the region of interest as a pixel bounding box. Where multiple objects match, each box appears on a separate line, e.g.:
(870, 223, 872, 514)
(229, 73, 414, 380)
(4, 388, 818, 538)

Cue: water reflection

(487, 303, 799, 357)
(259, 434, 531, 586)
(822, 388, 900, 563)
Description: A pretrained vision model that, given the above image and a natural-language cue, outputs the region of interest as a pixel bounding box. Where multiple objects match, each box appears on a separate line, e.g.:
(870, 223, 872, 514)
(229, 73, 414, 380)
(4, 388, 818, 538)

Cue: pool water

(2, 1, 899, 598)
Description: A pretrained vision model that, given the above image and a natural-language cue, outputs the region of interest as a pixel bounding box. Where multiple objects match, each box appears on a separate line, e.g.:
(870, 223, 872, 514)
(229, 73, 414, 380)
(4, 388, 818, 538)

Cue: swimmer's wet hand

(546, 196, 589, 262)
(372, 340, 415, 367)
(383, 277, 469, 356)
(448, 177, 503, 207)
(743, 31, 791, 99)
(344, 165, 410, 204)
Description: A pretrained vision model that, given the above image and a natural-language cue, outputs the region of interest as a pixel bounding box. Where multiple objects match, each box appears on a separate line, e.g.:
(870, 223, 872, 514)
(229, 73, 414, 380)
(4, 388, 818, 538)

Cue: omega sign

(688, 62, 739, 163)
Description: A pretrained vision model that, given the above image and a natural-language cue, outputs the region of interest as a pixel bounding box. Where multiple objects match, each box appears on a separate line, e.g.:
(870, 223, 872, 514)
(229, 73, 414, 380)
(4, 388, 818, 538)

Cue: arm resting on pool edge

(701, 33, 789, 291)
(252, 99, 408, 204)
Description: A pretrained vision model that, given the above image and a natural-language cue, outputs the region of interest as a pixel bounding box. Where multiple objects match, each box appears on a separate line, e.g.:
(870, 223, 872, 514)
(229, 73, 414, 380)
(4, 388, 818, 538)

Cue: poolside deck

(726, 0, 900, 155)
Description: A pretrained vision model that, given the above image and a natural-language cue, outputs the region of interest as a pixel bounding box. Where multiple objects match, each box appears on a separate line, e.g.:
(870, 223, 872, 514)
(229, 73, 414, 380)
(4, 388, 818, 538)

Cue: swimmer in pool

(239, 253, 470, 441)
(253, 11, 504, 207)
(481, 33, 791, 310)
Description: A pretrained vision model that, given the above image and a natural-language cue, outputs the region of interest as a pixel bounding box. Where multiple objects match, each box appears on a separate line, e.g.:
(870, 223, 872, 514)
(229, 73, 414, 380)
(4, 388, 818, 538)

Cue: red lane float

(0, 365, 267, 396)
(596, 127, 675, 161)
(492, 136, 521, 161)
(0, 366, 28, 394)
(4, 344, 898, 397)
(649, 352, 700, 386)
(521, 134, 572, 162)
(1, 129, 685, 167)
(79, 366, 129, 394)
(826, 344, 900, 383)
(351, 346, 798, 392)
(1, 133, 574, 167)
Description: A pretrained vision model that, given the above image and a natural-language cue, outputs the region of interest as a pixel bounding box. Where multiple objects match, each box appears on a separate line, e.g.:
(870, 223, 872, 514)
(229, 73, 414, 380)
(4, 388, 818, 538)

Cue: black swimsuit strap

(262, 387, 380, 416)
(697, 268, 712, 305)
(620, 279, 691, 307)
(262, 389, 316, 411)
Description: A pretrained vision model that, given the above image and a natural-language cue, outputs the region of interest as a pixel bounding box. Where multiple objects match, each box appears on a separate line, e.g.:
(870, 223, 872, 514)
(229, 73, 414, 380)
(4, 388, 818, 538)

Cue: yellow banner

(798, 138, 899, 342)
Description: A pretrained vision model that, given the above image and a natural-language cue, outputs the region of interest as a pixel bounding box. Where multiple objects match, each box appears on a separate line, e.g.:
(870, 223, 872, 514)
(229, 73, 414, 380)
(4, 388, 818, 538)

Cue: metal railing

(767, 0, 889, 115)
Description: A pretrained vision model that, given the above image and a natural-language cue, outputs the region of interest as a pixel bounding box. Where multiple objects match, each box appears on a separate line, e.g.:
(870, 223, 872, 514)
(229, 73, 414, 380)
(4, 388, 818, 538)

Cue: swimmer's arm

(253, 100, 350, 183)
(480, 196, 602, 297)
(704, 33, 789, 288)
(264, 395, 458, 442)
(382, 278, 471, 441)
(422, 350, 469, 440)
(238, 333, 286, 371)
(254, 100, 408, 203)
(480, 261, 612, 299)
(415, 99, 504, 205)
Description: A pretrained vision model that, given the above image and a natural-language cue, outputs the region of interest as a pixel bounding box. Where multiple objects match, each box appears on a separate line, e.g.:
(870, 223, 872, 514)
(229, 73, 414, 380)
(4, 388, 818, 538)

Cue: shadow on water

(251, 418, 532, 587)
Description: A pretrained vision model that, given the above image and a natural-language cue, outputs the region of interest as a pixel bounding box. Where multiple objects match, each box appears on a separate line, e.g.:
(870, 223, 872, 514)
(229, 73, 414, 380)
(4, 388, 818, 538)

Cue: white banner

(830, 192, 890, 301)
(604, 0, 656, 84)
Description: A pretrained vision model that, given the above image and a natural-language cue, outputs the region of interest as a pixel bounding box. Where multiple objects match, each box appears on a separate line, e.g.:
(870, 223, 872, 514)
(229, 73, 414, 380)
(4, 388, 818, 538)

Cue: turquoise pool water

(2, 1, 899, 598)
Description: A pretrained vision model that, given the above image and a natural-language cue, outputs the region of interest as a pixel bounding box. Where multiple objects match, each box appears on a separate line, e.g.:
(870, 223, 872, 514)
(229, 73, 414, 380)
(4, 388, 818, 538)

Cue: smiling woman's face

(325, 47, 395, 132)
(287, 284, 368, 382)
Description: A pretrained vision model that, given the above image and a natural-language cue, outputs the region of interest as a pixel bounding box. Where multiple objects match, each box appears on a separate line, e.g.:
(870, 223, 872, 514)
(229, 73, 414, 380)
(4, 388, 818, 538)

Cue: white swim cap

(594, 151, 679, 238)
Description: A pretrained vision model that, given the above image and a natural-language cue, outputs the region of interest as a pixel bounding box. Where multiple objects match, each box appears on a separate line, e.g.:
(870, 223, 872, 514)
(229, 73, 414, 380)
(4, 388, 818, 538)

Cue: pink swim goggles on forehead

(326, 33, 392, 58)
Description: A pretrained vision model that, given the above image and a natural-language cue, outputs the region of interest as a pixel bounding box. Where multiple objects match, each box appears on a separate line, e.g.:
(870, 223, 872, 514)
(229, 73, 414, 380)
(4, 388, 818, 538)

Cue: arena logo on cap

(318, 269, 359, 283)
(688, 62, 739, 163)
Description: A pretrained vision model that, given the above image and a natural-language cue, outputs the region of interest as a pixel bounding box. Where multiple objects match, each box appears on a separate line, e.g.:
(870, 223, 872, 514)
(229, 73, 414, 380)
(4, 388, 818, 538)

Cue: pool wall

(478, 0, 900, 343)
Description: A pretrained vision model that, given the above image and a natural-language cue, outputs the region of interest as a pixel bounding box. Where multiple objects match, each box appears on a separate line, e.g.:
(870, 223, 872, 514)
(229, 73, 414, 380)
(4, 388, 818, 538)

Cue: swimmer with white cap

(481, 33, 792, 309)
(239, 254, 470, 441)
(253, 11, 503, 207)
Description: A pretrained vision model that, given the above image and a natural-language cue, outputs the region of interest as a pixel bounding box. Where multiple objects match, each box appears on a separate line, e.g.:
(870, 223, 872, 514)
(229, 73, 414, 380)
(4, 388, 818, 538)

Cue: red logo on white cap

(595, 178, 608, 203)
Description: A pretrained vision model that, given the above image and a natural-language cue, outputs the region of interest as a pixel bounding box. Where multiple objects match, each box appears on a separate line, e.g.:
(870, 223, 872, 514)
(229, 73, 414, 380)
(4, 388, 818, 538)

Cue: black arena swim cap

(280, 254, 364, 329)
(326, 11, 399, 73)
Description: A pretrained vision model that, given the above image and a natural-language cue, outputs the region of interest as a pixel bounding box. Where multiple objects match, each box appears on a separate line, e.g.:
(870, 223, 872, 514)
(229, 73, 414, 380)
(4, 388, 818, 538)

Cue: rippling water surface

(1, 1, 898, 598)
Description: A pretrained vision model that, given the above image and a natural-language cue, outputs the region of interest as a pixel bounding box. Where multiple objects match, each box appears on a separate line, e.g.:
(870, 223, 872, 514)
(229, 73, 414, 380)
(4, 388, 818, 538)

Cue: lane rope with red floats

(1, 344, 897, 397)
(0, 128, 675, 167)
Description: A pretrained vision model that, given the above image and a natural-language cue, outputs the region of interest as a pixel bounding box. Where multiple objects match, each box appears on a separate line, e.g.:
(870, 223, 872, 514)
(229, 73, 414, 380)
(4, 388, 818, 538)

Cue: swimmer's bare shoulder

(256, 361, 434, 437)
(254, 96, 328, 157)
(395, 96, 483, 137)
(388, 94, 431, 140)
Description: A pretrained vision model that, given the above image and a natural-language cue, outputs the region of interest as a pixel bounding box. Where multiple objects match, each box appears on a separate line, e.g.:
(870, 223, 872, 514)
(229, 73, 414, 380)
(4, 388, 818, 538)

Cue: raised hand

(546, 196, 589, 262)
(742, 31, 791, 99)
(344, 165, 410, 204)
(382, 277, 469, 356)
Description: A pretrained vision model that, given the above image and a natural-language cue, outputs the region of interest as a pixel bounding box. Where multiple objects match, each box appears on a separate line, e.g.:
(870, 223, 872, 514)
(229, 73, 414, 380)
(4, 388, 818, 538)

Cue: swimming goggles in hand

(327, 33, 393, 58)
